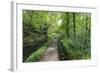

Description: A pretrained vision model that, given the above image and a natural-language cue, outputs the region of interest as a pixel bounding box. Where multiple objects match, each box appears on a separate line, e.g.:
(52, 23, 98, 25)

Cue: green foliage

(23, 10, 91, 61)
(57, 12, 91, 60)
(25, 41, 50, 62)
(58, 34, 91, 60)
(23, 34, 48, 62)
(25, 46, 47, 62)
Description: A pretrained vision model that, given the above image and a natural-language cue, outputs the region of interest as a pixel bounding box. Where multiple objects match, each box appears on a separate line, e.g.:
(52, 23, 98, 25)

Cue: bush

(23, 34, 48, 62)
(25, 40, 51, 62)
(25, 46, 47, 62)
(58, 37, 91, 60)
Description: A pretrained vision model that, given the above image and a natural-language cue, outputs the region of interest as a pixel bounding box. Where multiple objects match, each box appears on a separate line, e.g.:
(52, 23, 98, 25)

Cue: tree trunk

(85, 13, 88, 49)
(66, 13, 69, 38)
(73, 13, 76, 41)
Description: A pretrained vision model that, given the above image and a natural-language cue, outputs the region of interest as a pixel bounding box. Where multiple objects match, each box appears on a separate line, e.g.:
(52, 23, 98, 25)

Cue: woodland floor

(39, 38, 60, 61)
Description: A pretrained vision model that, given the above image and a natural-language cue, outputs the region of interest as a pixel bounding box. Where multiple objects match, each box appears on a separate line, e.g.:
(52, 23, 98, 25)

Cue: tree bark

(73, 13, 76, 40)
(66, 13, 69, 38)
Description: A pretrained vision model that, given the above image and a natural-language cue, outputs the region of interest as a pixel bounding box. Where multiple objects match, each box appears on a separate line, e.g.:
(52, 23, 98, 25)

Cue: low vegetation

(23, 10, 91, 62)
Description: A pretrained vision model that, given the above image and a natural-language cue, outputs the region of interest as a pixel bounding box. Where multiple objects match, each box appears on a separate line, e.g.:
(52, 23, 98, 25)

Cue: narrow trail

(39, 38, 60, 61)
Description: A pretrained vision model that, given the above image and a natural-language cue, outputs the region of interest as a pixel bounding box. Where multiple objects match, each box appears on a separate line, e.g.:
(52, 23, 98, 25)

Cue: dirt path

(39, 38, 59, 61)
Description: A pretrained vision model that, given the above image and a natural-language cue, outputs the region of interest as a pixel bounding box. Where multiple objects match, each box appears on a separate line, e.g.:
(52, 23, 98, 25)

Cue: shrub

(58, 37, 91, 60)
(25, 46, 47, 62)
(25, 40, 51, 62)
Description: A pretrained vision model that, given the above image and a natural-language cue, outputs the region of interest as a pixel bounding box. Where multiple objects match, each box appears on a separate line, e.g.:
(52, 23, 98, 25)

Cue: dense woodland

(23, 10, 91, 62)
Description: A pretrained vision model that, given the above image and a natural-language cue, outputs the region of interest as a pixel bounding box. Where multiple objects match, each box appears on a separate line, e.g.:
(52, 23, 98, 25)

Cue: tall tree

(84, 13, 88, 49)
(28, 11, 34, 32)
(86, 13, 88, 37)
(73, 13, 76, 41)
(66, 12, 69, 38)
